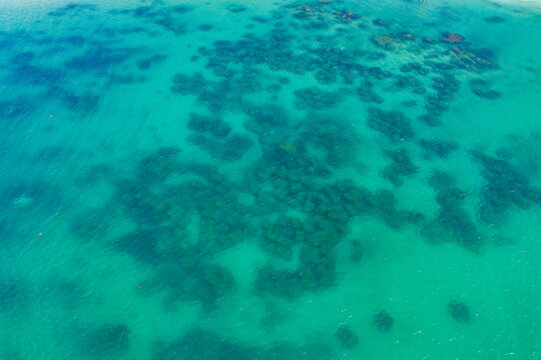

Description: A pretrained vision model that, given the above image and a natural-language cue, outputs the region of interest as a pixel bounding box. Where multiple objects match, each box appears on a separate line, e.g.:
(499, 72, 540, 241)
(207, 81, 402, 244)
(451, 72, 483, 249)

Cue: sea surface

(0, 0, 540, 359)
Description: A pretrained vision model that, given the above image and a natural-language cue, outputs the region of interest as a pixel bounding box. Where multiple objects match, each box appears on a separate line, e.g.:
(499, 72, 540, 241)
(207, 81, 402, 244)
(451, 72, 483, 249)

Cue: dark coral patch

(199, 24, 214, 31)
(10, 64, 66, 87)
(336, 324, 359, 348)
(12, 51, 34, 64)
(137, 54, 167, 70)
(226, 4, 247, 13)
(419, 138, 459, 158)
(154, 328, 253, 360)
(188, 113, 231, 138)
(472, 151, 541, 225)
(441, 32, 464, 44)
(484, 16, 505, 23)
(66, 46, 138, 71)
(367, 107, 414, 142)
(448, 301, 471, 323)
(374, 310, 394, 333)
(472, 88, 501, 100)
(382, 149, 418, 186)
(0, 97, 37, 121)
(85, 324, 130, 357)
(47, 3, 98, 17)
(294, 87, 342, 110)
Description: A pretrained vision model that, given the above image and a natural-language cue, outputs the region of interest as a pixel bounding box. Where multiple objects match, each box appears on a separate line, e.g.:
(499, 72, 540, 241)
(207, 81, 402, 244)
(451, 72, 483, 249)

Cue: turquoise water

(0, 0, 540, 358)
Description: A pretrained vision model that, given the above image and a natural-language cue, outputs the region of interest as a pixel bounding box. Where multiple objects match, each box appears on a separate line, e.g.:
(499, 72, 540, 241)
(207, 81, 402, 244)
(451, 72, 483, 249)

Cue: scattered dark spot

(382, 148, 418, 186)
(59, 90, 100, 113)
(137, 54, 167, 70)
(154, 16, 187, 36)
(374, 310, 394, 333)
(199, 24, 213, 31)
(483, 16, 505, 23)
(448, 300, 471, 323)
(66, 47, 138, 71)
(472, 88, 501, 100)
(220, 134, 253, 161)
(170, 5, 193, 14)
(336, 324, 359, 348)
(48, 3, 98, 17)
(419, 138, 459, 158)
(0, 97, 37, 121)
(188, 113, 231, 139)
(85, 324, 130, 356)
(372, 19, 389, 27)
(12, 52, 34, 64)
(10, 64, 66, 87)
(294, 87, 342, 110)
(226, 3, 247, 13)
(61, 35, 86, 46)
(154, 328, 255, 360)
(251, 16, 267, 23)
(367, 107, 414, 142)
(0, 280, 20, 311)
(350, 239, 363, 262)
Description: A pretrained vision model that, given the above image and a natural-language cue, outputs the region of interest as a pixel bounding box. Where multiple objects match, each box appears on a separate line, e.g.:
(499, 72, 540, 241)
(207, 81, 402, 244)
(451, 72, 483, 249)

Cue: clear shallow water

(0, 0, 540, 359)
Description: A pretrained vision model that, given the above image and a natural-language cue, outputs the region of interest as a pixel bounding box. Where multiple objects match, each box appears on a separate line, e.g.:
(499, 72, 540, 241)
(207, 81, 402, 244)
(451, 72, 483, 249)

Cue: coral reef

(16, 2, 525, 354)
